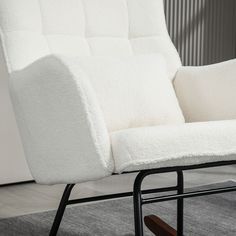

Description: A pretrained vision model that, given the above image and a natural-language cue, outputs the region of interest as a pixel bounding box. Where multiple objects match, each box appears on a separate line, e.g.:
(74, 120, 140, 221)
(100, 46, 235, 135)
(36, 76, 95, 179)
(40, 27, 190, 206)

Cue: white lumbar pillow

(64, 54, 185, 131)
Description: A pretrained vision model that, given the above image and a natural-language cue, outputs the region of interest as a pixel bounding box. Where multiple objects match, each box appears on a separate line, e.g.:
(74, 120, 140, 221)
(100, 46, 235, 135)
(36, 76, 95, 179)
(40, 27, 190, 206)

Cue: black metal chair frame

(49, 160, 236, 236)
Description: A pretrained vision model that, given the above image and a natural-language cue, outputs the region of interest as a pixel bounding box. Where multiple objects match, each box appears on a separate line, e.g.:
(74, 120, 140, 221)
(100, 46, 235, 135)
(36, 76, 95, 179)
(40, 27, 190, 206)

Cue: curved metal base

(49, 160, 236, 236)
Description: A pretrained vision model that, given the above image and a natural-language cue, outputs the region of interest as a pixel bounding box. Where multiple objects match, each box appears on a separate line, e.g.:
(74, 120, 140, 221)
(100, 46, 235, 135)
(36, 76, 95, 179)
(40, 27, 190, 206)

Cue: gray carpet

(0, 181, 236, 236)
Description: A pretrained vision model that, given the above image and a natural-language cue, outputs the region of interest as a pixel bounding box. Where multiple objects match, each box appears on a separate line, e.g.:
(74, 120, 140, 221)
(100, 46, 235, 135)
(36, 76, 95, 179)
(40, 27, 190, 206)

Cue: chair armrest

(9, 55, 113, 184)
(174, 59, 236, 122)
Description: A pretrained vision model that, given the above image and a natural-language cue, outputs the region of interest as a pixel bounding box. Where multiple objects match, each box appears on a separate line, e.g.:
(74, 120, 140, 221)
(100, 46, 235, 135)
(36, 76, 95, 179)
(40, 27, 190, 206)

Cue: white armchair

(0, 0, 236, 235)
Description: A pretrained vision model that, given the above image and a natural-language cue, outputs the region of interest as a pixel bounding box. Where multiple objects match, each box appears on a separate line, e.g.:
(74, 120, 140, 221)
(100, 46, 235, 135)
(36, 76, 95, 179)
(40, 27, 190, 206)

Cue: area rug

(0, 181, 236, 236)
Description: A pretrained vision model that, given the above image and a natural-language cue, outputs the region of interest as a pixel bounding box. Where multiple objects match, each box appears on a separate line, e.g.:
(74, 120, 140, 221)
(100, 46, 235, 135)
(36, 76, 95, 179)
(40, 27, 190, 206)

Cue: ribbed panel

(164, 0, 236, 66)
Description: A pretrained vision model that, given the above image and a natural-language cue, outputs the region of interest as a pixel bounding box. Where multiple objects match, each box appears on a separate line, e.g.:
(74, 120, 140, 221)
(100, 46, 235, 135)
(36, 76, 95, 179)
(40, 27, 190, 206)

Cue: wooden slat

(144, 215, 177, 236)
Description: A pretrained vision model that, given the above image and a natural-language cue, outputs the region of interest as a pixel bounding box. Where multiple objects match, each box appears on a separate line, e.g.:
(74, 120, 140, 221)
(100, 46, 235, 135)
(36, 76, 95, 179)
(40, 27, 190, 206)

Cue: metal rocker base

(49, 160, 236, 236)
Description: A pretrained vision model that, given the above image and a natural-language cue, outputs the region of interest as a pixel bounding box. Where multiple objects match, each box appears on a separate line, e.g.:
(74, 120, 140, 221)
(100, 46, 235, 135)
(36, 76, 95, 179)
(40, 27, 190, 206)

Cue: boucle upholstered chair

(1, 0, 236, 235)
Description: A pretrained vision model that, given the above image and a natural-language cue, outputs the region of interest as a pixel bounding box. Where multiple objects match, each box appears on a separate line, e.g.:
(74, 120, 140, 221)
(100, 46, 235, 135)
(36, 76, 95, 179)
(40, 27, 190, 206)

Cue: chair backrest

(0, 0, 181, 79)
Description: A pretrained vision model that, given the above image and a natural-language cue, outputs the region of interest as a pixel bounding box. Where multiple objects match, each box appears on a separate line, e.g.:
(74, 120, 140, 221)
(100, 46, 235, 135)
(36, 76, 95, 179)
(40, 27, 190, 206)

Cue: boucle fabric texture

(9, 54, 184, 184)
(111, 120, 236, 173)
(1, 0, 236, 185)
(174, 59, 236, 122)
(67, 54, 185, 132)
(0, 0, 181, 78)
(9, 55, 114, 184)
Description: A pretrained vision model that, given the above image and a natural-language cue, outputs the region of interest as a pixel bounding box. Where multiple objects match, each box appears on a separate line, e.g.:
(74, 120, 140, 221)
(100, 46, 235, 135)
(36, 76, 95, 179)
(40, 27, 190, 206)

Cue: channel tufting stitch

(0, 0, 181, 78)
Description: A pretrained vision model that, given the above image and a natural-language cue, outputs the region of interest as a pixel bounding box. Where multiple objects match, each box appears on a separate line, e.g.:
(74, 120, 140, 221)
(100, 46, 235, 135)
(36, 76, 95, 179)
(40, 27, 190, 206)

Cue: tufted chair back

(0, 0, 181, 78)
(0, 0, 183, 184)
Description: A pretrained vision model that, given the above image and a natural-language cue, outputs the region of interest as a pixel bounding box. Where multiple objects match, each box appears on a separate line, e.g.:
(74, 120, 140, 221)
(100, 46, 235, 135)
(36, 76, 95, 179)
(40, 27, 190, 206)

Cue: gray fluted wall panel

(164, 0, 236, 66)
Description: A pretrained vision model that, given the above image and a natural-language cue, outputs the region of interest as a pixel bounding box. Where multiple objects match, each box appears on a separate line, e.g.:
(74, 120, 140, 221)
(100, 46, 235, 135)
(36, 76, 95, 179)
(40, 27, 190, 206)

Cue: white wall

(0, 72, 32, 185)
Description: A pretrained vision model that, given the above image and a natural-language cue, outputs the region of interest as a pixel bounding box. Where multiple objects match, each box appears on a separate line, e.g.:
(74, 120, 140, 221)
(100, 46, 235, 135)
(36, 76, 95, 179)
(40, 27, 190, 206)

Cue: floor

(0, 166, 236, 219)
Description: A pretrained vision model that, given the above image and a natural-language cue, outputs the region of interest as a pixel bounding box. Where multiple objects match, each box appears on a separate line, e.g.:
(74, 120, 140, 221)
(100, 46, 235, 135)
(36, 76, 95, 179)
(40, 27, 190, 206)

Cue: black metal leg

(133, 172, 146, 236)
(46, 160, 236, 236)
(177, 171, 184, 236)
(49, 184, 75, 236)
(133, 170, 185, 236)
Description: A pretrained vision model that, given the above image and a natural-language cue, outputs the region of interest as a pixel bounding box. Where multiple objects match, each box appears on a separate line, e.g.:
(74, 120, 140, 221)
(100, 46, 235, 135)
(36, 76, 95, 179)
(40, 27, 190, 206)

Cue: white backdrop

(0, 74, 32, 185)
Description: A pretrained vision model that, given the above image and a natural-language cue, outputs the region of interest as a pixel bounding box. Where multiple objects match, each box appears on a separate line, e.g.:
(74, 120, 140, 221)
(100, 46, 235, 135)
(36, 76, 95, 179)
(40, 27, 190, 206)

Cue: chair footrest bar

(67, 186, 178, 205)
(144, 215, 177, 236)
(142, 185, 236, 205)
(49, 160, 236, 236)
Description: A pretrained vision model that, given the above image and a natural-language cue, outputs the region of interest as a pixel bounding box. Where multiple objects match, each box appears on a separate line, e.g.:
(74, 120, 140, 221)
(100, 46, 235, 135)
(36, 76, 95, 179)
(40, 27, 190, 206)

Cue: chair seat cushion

(111, 120, 236, 173)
